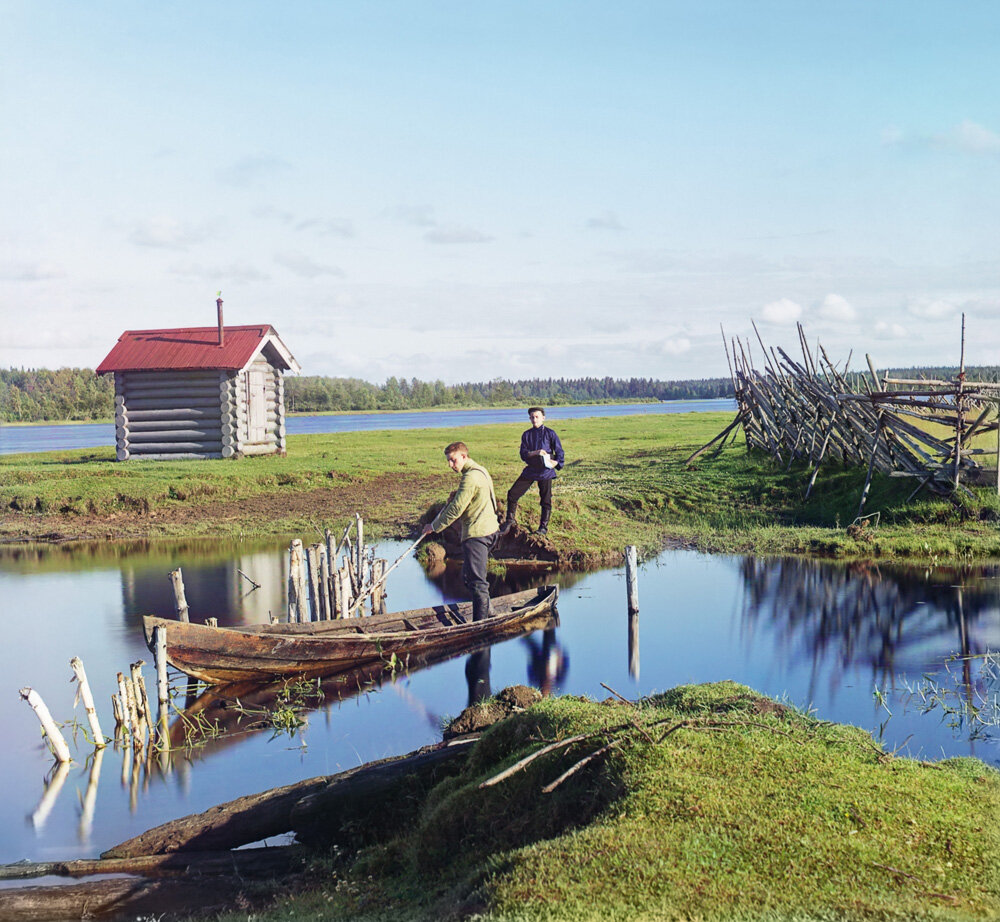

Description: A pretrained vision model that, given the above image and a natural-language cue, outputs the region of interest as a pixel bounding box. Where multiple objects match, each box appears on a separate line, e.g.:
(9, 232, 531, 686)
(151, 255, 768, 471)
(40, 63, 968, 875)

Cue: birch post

(287, 539, 306, 623)
(355, 513, 365, 589)
(624, 545, 639, 616)
(19, 687, 72, 763)
(168, 568, 189, 622)
(154, 626, 168, 712)
(319, 544, 332, 620)
(370, 558, 388, 615)
(69, 657, 105, 749)
(306, 543, 323, 622)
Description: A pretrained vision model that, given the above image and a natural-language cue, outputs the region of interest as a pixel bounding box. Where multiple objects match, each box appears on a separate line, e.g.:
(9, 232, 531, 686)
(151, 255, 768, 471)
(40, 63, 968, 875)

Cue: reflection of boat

(143, 586, 559, 685)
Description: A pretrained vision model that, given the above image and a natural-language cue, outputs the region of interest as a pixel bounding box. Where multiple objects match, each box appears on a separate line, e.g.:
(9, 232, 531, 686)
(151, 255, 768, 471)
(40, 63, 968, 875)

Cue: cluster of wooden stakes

(690, 315, 1000, 518)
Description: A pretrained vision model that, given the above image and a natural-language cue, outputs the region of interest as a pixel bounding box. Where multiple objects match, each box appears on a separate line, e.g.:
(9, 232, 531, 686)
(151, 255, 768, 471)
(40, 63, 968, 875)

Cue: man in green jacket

(421, 441, 500, 621)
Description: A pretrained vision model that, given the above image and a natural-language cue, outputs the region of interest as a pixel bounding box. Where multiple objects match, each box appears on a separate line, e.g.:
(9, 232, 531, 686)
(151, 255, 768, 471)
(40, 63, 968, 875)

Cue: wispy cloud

(294, 218, 355, 238)
(274, 251, 344, 278)
(168, 262, 269, 282)
(882, 120, 1000, 156)
(907, 297, 955, 320)
(385, 204, 437, 227)
(129, 217, 217, 250)
(0, 261, 66, 281)
(874, 320, 907, 339)
(216, 155, 293, 187)
(587, 210, 625, 231)
(424, 225, 493, 244)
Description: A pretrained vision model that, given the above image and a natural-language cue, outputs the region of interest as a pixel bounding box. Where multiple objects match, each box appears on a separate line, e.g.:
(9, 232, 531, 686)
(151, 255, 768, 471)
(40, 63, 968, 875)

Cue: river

(0, 400, 735, 455)
(1, 540, 996, 870)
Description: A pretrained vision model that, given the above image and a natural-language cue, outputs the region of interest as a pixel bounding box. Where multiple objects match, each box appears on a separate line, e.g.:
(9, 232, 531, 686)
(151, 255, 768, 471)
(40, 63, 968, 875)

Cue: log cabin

(96, 301, 301, 461)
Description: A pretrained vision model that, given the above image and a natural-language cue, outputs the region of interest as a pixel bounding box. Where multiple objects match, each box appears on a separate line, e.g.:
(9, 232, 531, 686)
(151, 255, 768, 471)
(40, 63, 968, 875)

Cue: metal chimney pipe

(216, 297, 224, 346)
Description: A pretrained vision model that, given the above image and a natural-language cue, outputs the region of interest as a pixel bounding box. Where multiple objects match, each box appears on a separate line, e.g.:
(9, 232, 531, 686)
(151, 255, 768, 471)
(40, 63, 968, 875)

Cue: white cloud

(817, 293, 855, 322)
(907, 297, 955, 320)
(424, 225, 493, 244)
(129, 217, 216, 250)
(659, 337, 691, 355)
(884, 120, 1000, 156)
(761, 298, 802, 324)
(874, 321, 907, 339)
(273, 252, 344, 278)
(954, 120, 1000, 155)
(587, 210, 625, 231)
(294, 218, 355, 238)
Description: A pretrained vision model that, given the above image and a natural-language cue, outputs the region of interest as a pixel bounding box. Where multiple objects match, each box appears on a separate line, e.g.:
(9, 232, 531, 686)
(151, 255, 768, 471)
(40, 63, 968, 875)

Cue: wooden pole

(624, 546, 639, 615)
(306, 543, 323, 622)
(955, 313, 966, 490)
(287, 539, 306, 623)
(19, 687, 72, 763)
(319, 544, 332, 620)
(371, 558, 387, 614)
(154, 626, 168, 712)
(168, 568, 189, 622)
(355, 513, 365, 590)
(69, 657, 105, 749)
(347, 536, 424, 617)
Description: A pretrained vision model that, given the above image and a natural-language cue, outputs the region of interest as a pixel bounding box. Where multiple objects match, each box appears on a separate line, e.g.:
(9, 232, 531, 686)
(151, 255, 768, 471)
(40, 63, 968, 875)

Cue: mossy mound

(218, 682, 1000, 922)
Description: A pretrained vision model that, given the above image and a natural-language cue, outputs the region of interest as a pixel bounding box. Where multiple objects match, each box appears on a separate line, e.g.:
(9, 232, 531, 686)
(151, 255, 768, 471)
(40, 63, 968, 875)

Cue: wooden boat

(143, 585, 558, 685)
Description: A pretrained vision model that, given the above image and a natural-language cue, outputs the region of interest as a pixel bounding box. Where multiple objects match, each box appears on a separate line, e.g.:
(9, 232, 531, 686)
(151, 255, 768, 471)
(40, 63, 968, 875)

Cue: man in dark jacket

(500, 407, 564, 537)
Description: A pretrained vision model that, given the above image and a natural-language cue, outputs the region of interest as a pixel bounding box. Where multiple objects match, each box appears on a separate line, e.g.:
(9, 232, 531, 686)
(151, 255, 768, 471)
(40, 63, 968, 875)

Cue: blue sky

(3, 1, 999, 382)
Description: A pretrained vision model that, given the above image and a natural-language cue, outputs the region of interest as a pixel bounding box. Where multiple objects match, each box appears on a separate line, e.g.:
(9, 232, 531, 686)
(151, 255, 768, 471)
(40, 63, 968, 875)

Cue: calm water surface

(0, 400, 735, 455)
(1, 541, 997, 869)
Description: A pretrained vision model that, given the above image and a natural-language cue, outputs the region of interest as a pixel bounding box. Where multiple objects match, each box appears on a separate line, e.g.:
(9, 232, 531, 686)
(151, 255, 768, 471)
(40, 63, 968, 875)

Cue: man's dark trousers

(462, 532, 498, 621)
(506, 476, 553, 530)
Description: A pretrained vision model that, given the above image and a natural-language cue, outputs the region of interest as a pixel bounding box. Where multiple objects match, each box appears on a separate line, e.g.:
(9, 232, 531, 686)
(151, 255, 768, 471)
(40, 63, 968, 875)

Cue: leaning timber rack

(690, 315, 1000, 515)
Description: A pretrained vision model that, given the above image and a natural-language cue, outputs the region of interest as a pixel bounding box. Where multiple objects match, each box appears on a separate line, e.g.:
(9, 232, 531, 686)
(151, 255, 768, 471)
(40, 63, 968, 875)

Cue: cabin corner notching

(95, 325, 301, 461)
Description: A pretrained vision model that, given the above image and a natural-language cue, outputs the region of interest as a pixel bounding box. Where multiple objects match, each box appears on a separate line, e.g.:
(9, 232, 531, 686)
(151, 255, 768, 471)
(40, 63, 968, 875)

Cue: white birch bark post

(319, 544, 332, 620)
(69, 657, 105, 749)
(287, 539, 306, 623)
(116, 672, 130, 739)
(19, 688, 72, 763)
(624, 546, 639, 615)
(154, 626, 168, 710)
(371, 558, 387, 615)
(111, 693, 123, 728)
(355, 513, 365, 590)
(306, 543, 323, 622)
(169, 568, 190, 623)
(338, 566, 354, 617)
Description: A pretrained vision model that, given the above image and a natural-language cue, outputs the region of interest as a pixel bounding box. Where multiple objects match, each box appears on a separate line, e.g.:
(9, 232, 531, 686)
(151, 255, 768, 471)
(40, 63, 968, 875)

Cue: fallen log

(103, 737, 478, 858)
(0, 845, 307, 881)
(0, 875, 248, 922)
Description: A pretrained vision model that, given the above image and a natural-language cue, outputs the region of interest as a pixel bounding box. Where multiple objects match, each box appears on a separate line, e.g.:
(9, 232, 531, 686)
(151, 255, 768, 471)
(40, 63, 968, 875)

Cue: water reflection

(739, 557, 1000, 698)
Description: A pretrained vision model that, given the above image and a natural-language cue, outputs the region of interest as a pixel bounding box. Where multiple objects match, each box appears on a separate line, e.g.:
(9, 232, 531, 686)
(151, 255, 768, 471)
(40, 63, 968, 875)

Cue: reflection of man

(465, 649, 491, 706)
(501, 407, 564, 537)
(524, 629, 568, 697)
(421, 441, 500, 621)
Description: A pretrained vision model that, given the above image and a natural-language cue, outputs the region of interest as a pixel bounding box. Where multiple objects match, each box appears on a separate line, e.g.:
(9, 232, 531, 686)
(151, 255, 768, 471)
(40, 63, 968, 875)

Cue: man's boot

(536, 509, 550, 537)
(500, 503, 518, 536)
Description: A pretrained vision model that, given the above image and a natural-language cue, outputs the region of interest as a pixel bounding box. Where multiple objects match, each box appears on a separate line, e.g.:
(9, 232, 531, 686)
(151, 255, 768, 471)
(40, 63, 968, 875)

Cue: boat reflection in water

(170, 610, 561, 756)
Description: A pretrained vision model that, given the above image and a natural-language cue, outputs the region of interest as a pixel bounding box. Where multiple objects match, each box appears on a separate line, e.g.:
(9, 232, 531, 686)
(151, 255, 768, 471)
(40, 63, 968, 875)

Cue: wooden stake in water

(624, 546, 639, 616)
(70, 657, 106, 749)
(371, 558, 388, 615)
(19, 687, 72, 763)
(306, 543, 323, 622)
(154, 626, 168, 712)
(168, 568, 189, 622)
(287, 539, 306, 623)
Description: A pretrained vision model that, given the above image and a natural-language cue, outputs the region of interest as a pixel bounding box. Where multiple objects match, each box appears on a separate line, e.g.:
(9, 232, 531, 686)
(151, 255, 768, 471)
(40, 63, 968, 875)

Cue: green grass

(203, 683, 1000, 922)
(4, 411, 1000, 562)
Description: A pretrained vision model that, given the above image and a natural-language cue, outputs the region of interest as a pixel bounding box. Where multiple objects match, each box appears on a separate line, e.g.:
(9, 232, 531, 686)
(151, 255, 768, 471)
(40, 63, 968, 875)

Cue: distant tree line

(5, 365, 998, 423)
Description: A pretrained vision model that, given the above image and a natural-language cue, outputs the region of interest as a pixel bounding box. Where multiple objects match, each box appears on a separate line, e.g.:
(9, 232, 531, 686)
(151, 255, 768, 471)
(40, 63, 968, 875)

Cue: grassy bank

(3, 411, 1000, 562)
(207, 682, 1000, 922)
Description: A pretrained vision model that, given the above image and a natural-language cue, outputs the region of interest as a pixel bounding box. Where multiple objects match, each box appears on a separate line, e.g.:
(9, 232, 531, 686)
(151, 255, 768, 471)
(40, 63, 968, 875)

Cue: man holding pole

(421, 441, 500, 621)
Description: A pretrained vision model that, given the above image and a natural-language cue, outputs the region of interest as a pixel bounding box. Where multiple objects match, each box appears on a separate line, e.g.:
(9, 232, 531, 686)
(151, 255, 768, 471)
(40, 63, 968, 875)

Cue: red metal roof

(96, 325, 296, 373)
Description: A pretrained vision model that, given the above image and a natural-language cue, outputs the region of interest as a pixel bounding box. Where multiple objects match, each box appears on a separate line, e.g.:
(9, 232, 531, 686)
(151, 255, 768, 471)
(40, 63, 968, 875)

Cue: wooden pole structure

(69, 657, 105, 749)
(624, 546, 639, 615)
(19, 687, 72, 763)
(355, 513, 365, 591)
(319, 544, 332, 620)
(168, 568, 189, 622)
(370, 558, 387, 615)
(306, 543, 323, 622)
(347, 536, 424, 617)
(954, 313, 966, 491)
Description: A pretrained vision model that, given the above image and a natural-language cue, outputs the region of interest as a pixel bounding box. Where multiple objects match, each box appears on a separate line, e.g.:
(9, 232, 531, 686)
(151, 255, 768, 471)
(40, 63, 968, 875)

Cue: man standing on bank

(501, 406, 565, 537)
(421, 441, 500, 621)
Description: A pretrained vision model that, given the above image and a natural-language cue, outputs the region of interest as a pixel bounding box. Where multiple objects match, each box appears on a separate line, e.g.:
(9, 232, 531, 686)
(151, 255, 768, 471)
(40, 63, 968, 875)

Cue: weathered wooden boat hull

(143, 586, 558, 684)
